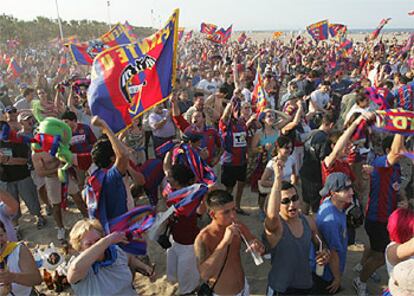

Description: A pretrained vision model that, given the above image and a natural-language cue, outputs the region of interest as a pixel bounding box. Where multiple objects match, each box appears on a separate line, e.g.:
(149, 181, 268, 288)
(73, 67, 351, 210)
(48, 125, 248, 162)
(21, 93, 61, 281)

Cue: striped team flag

(251, 64, 269, 114)
(6, 57, 23, 78)
(216, 25, 233, 44)
(369, 18, 391, 41)
(66, 23, 134, 65)
(124, 21, 138, 42)
(109, 205, 156, 255)
(338, 39, 353, 57)
(88, 9, 179, 134)
(238, 32, 247, 44)
(167, 183, 208, 217)
(307, 20, 329, 41)
(200, 22, 217, 34)
(408, 10, 414, 16)
(329, 24, 347, 37)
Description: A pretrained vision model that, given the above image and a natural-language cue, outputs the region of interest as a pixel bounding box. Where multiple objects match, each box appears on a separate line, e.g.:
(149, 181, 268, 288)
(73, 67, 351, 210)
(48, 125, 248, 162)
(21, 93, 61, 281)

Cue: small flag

(272, 31, 283, 39)
(369, 18, 391, 41)
(307, 20, 329, 41)
(200, 22, 217, 34)
(251, 64, 269, 114)
(329, 24, 347, 38)
(238, 32, 247, 44)
(6, 58, 23, 78)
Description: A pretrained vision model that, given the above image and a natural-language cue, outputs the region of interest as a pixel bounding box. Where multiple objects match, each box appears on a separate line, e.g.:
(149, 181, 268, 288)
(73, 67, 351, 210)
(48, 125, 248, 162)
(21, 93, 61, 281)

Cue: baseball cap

(389, 259, 414, 296)
(319, 173, 352, 197)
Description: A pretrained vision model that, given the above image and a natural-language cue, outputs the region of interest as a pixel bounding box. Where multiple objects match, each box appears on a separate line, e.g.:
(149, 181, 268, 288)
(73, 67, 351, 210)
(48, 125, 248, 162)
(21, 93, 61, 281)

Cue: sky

(1, 0, 414, 30)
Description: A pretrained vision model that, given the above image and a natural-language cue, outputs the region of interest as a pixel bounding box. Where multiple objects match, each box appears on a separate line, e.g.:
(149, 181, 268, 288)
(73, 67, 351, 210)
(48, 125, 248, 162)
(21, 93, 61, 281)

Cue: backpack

(304, 130, 331, 162)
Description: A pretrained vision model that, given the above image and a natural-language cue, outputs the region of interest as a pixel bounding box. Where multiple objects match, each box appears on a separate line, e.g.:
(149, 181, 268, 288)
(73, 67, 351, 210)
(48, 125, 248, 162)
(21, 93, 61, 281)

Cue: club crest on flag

(88, 9, 179, 134)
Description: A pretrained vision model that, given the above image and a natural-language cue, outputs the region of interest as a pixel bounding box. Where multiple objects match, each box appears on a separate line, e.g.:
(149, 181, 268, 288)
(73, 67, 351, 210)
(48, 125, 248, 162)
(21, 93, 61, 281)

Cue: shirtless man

(32, 149, 87, 241)
(194, 190, 264, 296)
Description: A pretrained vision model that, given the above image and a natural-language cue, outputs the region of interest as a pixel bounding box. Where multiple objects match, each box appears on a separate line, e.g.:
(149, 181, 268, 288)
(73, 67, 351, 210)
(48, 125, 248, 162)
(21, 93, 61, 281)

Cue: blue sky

(2, 0, 414, 30)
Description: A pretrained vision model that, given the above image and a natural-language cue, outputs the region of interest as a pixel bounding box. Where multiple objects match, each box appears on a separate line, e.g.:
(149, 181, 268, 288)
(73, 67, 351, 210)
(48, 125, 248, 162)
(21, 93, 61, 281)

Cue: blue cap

(319, 172, 352, 196)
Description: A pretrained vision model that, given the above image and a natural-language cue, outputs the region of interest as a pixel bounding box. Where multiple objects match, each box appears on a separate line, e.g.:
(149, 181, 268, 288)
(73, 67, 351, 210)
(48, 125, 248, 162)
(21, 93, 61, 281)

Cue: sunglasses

(6, 109, 17, 114)
(281, 194, 299, 205)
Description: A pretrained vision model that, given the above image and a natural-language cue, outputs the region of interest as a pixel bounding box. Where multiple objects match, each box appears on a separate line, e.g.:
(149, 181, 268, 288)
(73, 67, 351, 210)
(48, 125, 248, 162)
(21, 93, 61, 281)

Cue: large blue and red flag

(200, 22, 217, 34)
(369, 18, 391, 41)
(329, 23, 347, 38)
(66, 23, 134, 65)
(88, 9, 179, 134)
(167, 183, 208, 217)
(109, 205, 156, 255)
(6, 58, 23, 78)
(307, 20, 329, 41)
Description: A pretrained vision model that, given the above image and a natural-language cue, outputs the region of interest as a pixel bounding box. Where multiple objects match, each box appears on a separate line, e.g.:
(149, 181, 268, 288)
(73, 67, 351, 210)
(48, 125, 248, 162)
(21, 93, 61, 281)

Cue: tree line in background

(0, 14, 155, 46)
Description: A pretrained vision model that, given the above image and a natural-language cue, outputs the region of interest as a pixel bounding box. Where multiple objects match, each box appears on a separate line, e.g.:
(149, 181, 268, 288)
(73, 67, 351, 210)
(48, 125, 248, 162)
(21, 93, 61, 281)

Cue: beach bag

(345, 196, 364, 228)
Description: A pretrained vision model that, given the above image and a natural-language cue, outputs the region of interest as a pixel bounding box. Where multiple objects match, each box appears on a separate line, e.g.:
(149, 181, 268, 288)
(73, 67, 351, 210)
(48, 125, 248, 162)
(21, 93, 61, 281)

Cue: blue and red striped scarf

(167, 183, 208, 217)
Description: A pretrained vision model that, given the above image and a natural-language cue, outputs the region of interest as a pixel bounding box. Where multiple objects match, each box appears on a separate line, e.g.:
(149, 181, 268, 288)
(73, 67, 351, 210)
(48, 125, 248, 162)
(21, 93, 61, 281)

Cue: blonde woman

(67, 219, 154, 296)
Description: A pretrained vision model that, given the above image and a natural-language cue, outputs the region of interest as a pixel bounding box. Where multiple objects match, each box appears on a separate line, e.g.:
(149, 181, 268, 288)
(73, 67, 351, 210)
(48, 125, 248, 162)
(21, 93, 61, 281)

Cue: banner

(200, 22, 217, 34)
(374, 109, 414, 136)
(338, 39, 353, 57)
(329, 24, 347, 37)
(307, 20, 329, 41)
(88, 9, 179, 134)
(66, 23, 134, 65)
(238, 32, 247, 44)
(369, 18, 391, 41)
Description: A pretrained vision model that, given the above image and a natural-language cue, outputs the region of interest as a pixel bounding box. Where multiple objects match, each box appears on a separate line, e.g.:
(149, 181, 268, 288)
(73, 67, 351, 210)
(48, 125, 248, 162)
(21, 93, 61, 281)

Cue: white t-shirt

(310, 90, 330, 112)
(196, 79, 218, 94)
(265, 155, 297, 182)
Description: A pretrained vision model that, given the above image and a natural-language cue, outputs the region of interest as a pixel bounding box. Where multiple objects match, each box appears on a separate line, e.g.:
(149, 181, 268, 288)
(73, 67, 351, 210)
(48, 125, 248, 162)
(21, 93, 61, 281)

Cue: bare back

(32, 151, 60, 177)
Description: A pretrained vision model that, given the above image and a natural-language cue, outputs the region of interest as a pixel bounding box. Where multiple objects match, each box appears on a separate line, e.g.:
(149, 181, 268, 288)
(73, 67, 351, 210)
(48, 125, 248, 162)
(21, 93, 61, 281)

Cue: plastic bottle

(315, 234, 325, 277)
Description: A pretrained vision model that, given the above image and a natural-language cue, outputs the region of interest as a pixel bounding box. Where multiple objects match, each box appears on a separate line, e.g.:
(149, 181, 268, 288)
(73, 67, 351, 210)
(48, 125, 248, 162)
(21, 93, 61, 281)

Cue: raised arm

(67, 232, 128, 284)
(264, 158, 284, 248)
(91, 116, 129, 174)
(387, 134, 405, 166)
(0, 189, 19, 216)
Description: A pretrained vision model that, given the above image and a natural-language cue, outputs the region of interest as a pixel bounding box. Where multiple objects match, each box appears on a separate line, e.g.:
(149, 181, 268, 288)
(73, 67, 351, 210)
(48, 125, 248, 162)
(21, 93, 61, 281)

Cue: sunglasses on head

(281, 194, 299, 205)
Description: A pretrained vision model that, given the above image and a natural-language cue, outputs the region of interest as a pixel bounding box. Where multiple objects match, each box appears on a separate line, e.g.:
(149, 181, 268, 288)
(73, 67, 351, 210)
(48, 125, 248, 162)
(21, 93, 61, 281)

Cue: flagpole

(107, 1, 112, 30)
(54, 0, 64, 40)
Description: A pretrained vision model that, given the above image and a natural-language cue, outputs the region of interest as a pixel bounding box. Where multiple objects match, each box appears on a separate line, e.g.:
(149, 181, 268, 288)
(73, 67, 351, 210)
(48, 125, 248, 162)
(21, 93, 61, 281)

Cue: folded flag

(369, 18, 391, 41)
(167, 183, 208, 217)
(200, 22, 217, 34)
(88, 9, 179, 134)
(329, 24, 347, 38)
(109, 206, 156, 255)
(66, 23, 134, 65)
(238, 32, 247, 44)
(307, 20, 329, 41)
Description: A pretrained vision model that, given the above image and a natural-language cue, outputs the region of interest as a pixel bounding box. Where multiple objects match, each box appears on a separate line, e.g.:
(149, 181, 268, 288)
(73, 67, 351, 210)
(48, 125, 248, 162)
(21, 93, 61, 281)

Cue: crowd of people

(0, 27, 413, 296)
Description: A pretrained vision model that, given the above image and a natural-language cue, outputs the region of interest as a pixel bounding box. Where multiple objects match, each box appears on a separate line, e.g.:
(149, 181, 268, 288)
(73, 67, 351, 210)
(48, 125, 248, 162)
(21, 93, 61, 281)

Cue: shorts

(221, 164, 247, 188)
(213, 277, 249, 296)
(365, 219, 390, 253)
(44, 175, 79, 205)
(31, 171, 45, 190)
(166, 241, 200, 294)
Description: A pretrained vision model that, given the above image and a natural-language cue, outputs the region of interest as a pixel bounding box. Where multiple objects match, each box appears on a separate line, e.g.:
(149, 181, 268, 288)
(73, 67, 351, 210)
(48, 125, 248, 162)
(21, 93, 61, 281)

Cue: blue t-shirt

(99, 166, 128, 225)
(310, 199, 347, 282)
